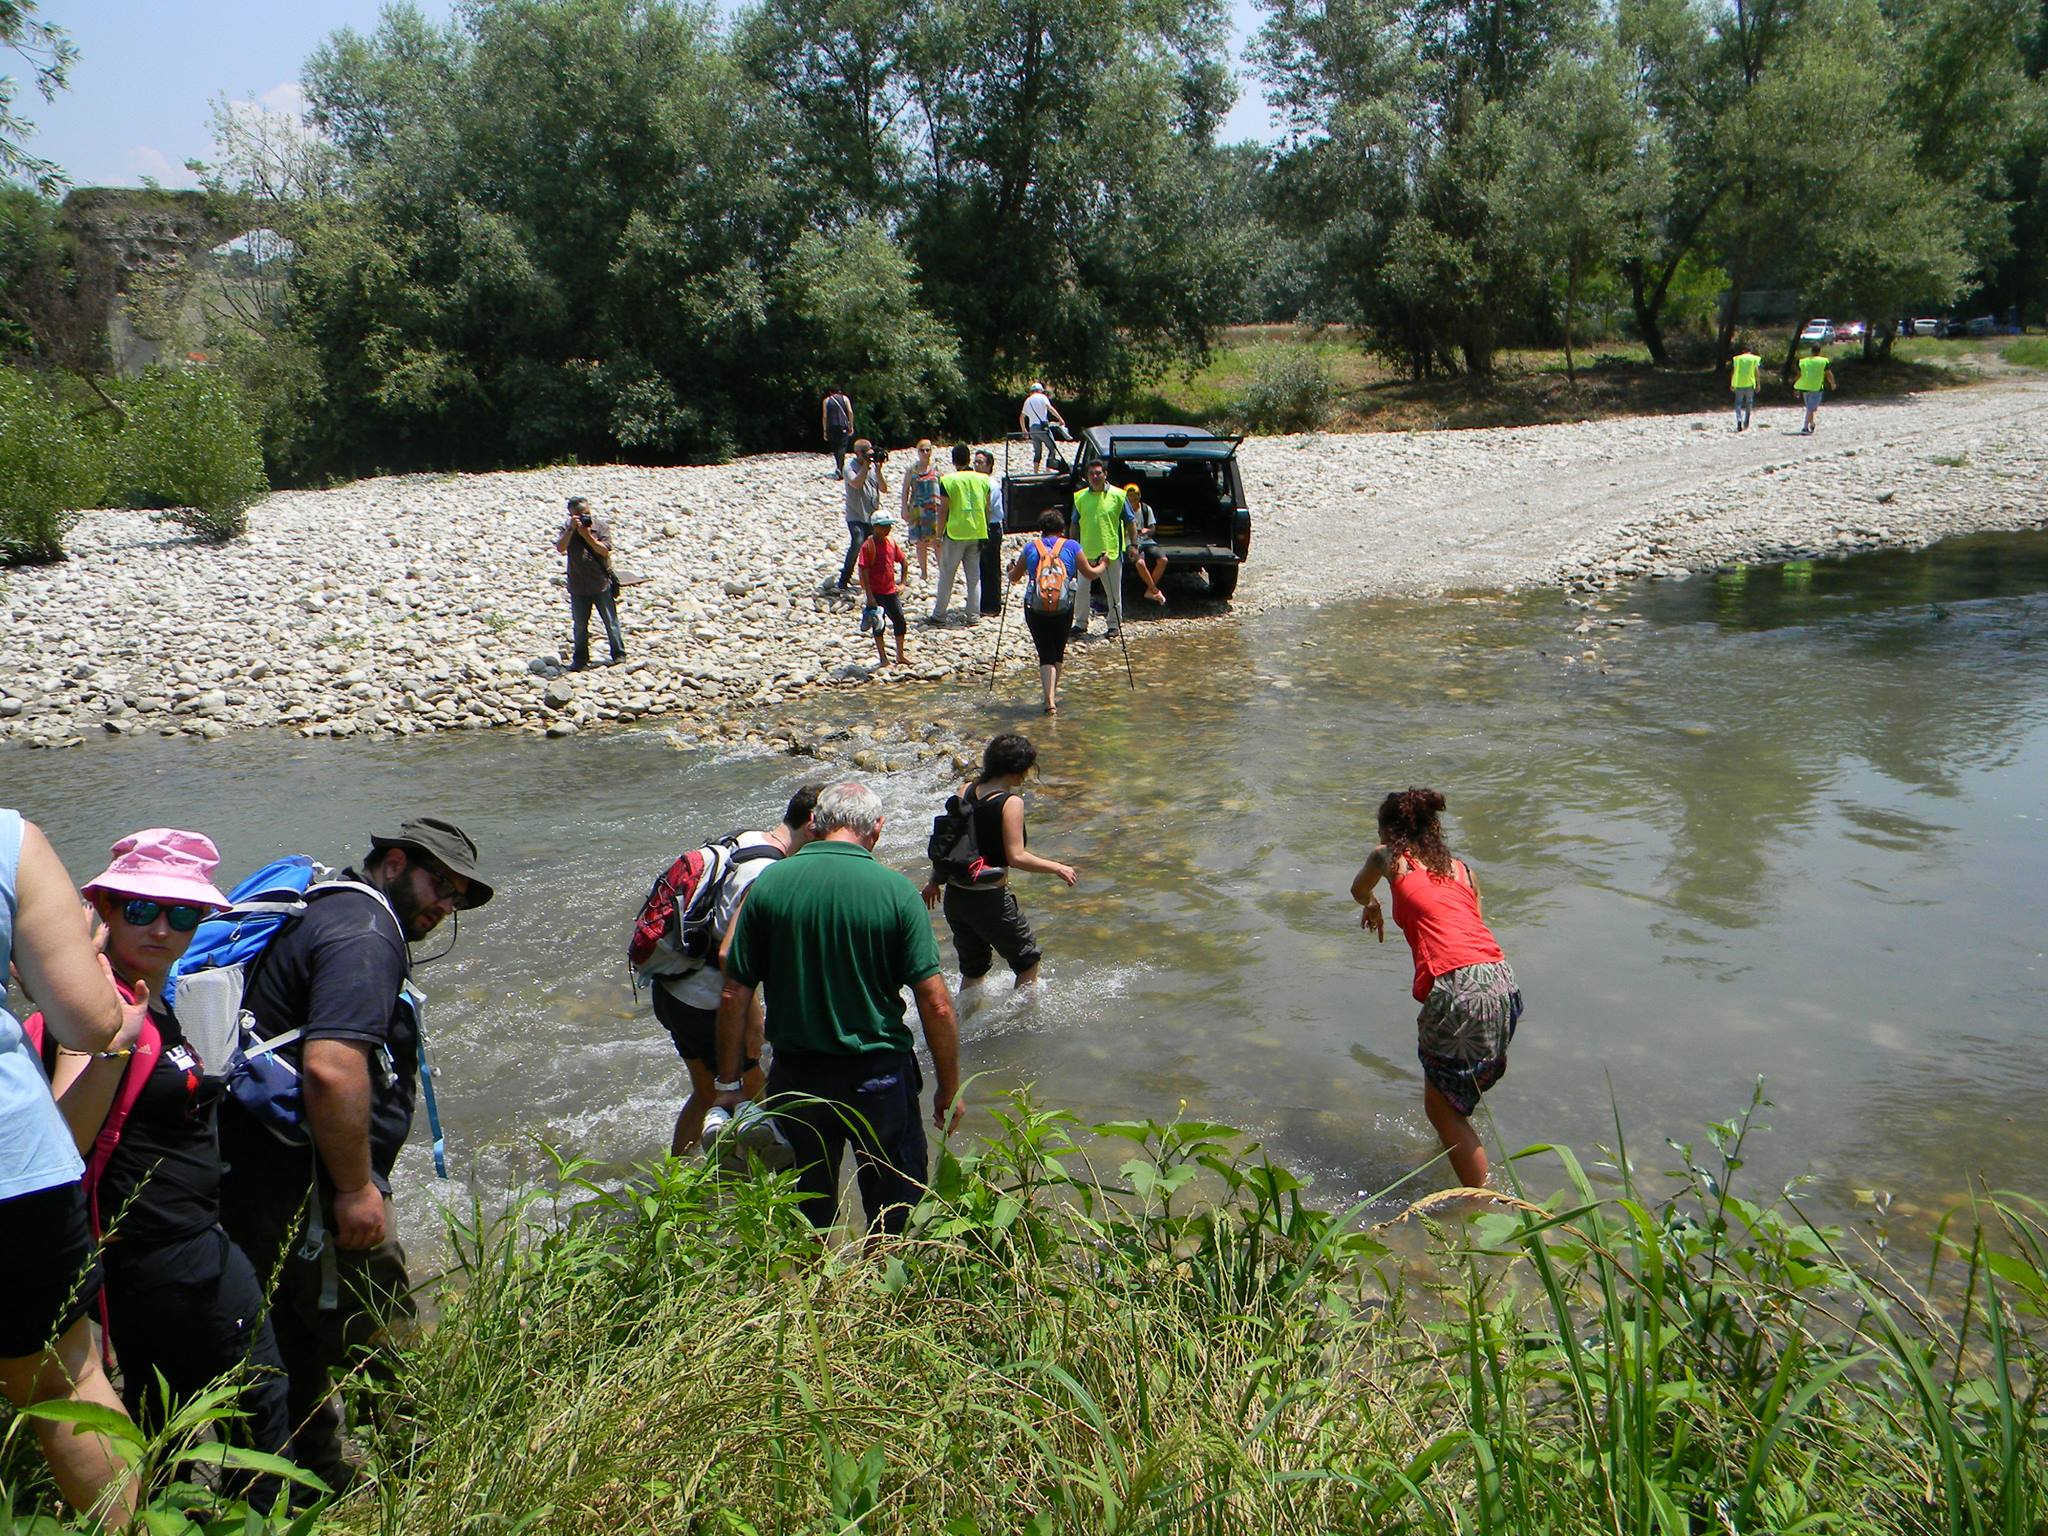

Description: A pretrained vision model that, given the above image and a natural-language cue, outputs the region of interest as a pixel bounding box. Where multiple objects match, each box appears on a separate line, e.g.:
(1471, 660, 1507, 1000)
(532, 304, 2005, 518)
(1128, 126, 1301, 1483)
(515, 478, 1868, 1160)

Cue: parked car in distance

(1910, 316, 1945, 337)
(1835, 320, 1866, 343)
(1963, 314, 1998, 337)
(1798, 317, 1835, 344)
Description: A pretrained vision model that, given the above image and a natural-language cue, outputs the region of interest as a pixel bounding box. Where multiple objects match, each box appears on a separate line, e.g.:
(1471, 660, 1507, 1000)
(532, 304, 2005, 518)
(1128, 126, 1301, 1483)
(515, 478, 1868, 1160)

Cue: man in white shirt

(655, 786, 819, 1155)
(1019, 383, 1068, 471)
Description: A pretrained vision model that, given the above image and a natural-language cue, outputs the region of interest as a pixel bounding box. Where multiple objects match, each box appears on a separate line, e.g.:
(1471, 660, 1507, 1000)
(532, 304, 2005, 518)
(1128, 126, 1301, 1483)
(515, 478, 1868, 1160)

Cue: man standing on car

(218, 817, 493, 1495)
(1794, 345, 1836, 436)
(1019, 383, 1067, 471)
(711, 782, 960, 1236)
(1071, 459, 1128, 639)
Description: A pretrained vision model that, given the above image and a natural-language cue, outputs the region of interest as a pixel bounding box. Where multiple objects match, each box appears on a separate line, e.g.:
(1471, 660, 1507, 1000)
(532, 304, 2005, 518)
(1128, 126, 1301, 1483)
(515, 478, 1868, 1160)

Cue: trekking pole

(1115, 604, 1135, 691)
(986, 591, 1008, 694)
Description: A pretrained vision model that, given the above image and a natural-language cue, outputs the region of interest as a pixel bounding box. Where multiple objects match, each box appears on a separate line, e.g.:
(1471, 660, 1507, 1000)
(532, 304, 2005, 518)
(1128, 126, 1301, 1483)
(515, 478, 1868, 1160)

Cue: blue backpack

(165, 855, 448, 1180)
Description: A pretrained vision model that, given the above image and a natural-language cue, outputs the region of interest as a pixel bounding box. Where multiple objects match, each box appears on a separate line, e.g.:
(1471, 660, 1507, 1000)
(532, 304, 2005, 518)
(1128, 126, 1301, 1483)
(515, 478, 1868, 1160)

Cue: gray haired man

(712, 782, 961, 1235)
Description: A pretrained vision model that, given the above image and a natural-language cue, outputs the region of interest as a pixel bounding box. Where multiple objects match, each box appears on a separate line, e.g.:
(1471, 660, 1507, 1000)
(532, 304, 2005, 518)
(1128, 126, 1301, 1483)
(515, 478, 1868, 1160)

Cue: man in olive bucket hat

(218, 816, 492, 1495)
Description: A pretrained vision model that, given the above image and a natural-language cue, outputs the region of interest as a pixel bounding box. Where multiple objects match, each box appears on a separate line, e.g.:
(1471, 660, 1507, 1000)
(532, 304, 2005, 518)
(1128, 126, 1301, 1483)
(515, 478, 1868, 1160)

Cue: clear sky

(23, 0, 1283, 192)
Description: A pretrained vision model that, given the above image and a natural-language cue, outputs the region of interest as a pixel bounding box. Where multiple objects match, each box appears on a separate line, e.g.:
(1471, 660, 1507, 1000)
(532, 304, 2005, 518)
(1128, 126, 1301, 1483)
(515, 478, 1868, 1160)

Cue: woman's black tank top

(965, 785, 1017, 871)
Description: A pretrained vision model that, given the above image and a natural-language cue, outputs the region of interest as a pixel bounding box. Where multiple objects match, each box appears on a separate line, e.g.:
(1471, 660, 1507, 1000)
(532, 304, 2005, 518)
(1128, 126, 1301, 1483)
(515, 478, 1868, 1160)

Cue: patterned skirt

(1416, 960, 1522, 1116)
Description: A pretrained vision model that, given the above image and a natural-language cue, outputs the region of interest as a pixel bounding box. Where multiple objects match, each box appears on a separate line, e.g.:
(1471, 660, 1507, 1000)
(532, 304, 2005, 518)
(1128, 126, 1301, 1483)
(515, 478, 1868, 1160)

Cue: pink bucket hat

(82, 828, 232, 911)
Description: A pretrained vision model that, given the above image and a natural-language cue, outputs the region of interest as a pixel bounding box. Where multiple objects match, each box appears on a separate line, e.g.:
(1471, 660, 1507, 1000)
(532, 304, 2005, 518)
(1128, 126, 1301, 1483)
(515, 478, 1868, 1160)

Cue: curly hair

(1377, 787, 1453, 877)
(980, 732, 1038, 781)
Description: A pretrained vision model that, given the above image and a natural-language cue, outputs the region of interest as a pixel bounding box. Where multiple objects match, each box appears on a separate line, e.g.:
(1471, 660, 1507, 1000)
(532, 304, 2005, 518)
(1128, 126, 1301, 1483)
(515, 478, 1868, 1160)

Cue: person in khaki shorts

(217, 816, 493, 1496)
(1794, 345, 1836, 436)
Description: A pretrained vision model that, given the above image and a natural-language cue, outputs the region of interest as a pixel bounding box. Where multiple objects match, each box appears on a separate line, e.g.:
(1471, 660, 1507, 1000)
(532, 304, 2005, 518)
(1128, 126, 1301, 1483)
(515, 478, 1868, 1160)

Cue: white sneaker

(698, 1105, 732, 1154)
(721, 1101, 795, 1173)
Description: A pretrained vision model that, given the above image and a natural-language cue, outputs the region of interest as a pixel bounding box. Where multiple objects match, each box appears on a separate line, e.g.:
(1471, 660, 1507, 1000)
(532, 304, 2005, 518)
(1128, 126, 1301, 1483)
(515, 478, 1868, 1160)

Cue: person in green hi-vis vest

(1794, 345, 1836, 436)
(1729, 348, 1763, 432)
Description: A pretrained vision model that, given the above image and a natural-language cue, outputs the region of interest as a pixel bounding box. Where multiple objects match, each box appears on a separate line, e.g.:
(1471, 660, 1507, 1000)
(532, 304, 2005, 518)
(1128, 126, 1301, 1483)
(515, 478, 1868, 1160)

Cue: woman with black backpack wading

(922, 734, 1077, 998)
(1008, 510, 1105, 715)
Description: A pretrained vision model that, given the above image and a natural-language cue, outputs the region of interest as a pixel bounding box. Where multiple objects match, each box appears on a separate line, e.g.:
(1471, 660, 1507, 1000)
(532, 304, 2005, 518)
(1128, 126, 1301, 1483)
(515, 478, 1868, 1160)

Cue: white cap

(1029, 381, 1045, 393)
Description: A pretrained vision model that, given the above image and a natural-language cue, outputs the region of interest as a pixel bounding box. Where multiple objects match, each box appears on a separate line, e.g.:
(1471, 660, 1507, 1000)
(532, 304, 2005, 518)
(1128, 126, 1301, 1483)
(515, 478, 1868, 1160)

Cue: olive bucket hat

(368, 816, 494, 908)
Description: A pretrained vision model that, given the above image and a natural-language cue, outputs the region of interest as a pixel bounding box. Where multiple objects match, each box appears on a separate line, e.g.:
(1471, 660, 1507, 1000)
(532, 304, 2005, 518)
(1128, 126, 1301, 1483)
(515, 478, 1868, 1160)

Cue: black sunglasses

(121, 898, 208, 932)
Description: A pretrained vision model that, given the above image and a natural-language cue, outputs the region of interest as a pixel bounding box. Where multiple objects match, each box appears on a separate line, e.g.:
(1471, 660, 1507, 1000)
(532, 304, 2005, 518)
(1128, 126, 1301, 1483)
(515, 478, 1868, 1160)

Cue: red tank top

(1388, 857, 1504, 1001)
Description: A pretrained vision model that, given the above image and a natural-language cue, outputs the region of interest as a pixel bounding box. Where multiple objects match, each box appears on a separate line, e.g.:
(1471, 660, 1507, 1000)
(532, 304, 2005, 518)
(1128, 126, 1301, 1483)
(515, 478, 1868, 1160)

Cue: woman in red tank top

(1350, 788, 1522, 1189)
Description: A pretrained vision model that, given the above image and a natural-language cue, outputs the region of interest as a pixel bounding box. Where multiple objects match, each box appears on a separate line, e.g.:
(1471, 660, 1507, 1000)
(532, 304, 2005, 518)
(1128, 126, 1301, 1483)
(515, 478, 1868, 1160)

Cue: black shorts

(1023, 606, 1072, 666)
(653, 984, 757, 1071)
(941, 883, 1043, 979)
(868, 591, 907, 635)
(0, 1180, 102, 1358)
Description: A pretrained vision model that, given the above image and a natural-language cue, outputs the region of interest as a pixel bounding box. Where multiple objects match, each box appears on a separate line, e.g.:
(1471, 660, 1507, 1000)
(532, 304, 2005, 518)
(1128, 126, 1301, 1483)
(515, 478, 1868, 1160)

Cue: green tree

(1516, 46, 1669, 380)
(1255, 0, 1597, 378)
(1619, 0, 2032, 362)
(901, 0, 1251, 404)
(0, 367, 105, 563)
(1876, 0, 2045, 344)
(735, 0, 919, 218)
(0, 1, 75, 195)
(1700, 0, 1977, 367)
(112, 367, 269, 540)
(283, 0, 804, 471)
(776, 220, 964, 439)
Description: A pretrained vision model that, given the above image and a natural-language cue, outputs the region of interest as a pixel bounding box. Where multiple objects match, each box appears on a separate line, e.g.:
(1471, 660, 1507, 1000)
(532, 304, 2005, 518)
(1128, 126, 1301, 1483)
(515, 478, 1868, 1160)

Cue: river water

(12, 531, 2047, 1242)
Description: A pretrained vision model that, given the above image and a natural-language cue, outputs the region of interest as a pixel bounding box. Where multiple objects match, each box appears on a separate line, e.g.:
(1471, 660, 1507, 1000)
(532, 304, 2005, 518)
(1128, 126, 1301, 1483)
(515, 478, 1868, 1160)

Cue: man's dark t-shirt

(218, 885, 416, 1200)
(560, 516, 614, 599)
(94, 1008, 223, 1248)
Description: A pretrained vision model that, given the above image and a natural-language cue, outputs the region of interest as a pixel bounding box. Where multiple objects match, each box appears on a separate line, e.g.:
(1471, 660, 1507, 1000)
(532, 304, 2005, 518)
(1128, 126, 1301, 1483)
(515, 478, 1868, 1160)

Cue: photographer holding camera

(836, 438, 890, 593)
(554, 495, 625, 670)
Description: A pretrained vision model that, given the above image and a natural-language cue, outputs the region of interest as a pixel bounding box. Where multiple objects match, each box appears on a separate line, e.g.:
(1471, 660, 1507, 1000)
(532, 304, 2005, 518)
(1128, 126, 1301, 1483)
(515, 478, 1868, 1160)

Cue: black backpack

(927, 789, 1011, 886)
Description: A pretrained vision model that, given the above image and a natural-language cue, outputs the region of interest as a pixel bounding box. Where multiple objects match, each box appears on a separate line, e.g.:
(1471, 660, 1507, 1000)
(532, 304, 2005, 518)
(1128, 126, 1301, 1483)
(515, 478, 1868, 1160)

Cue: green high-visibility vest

(1730, 353, 1761, 390)
(1796, 354, 1830, 391)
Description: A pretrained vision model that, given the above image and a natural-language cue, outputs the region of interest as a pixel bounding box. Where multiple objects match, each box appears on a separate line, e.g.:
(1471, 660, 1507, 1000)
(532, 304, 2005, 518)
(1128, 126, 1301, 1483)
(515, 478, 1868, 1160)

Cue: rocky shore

(3, 376, 2045, 749)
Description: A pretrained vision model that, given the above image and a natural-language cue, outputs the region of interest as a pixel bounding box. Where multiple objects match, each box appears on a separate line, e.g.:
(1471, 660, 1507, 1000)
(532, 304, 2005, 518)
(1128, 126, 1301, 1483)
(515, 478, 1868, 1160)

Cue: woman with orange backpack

(33, 829, 291, 1499)
(1007, 510, 1106, 715)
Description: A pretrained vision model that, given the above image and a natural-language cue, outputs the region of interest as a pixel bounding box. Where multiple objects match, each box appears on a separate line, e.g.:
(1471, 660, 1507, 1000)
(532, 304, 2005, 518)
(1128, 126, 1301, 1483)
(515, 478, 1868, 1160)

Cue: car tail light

(1233, 517, 1252, 562)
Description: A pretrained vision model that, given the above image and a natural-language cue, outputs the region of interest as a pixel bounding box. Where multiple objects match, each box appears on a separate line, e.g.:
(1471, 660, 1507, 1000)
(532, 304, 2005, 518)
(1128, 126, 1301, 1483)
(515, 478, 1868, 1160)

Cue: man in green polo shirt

(713, 781, 961, 1235)
(930, 444, 991, 626)
(1794, 345, 1835, 436)
(1071, 459, 1128, 639)
(1729, 348, 1762, 432)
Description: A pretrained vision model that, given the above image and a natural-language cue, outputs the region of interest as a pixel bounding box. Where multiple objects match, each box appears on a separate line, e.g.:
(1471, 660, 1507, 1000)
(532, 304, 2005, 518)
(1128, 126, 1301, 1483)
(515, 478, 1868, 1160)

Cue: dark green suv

(1000, 424, 1252, 600)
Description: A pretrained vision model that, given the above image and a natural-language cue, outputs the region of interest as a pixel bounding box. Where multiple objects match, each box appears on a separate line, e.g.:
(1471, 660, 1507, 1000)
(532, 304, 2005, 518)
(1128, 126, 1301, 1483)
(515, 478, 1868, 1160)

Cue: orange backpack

(1028, 536, 1074, 614)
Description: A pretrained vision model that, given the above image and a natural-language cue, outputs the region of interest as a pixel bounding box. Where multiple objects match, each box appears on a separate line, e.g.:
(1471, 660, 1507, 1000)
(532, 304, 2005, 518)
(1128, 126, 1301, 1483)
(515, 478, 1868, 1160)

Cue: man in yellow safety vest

(1794, 346, 1836, 436)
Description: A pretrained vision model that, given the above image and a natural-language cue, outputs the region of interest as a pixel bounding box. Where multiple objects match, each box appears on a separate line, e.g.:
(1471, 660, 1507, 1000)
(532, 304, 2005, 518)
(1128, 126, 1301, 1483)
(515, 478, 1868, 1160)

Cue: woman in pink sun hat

(35, 828, 292, 1499)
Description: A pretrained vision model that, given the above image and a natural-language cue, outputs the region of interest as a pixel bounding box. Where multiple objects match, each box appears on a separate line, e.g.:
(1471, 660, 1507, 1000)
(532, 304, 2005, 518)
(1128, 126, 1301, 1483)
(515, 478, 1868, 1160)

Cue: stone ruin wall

(56, 188, 232, 376)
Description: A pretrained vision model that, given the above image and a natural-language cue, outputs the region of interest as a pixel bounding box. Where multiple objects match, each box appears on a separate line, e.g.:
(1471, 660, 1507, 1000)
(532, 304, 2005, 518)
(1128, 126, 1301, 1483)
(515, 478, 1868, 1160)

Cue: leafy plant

(14, 1094, 2041, 1534)
(0, 367, 105, 563)
(1233, 347, 1336, 433)
(112, 367, 268, 540)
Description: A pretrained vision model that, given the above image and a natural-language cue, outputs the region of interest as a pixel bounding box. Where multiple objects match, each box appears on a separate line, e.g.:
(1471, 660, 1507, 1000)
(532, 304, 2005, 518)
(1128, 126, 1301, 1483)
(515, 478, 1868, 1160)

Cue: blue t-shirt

(0, 809, 88, 1200)
(1021, 536, 1082, 613)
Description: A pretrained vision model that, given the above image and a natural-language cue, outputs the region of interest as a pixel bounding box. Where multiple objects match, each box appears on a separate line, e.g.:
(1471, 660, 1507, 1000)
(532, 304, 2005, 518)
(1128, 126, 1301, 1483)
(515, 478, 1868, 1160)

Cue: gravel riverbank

(3, 377, 2045, 749)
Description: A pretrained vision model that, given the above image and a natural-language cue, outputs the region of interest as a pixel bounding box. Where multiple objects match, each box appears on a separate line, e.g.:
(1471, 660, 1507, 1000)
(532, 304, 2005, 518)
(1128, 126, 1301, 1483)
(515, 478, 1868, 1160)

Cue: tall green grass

(6, 1087, 2044, 1533)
